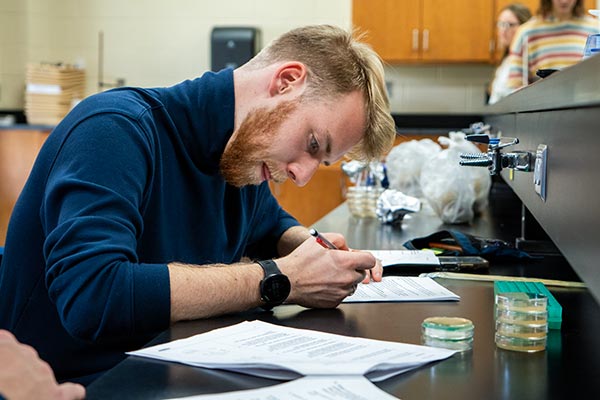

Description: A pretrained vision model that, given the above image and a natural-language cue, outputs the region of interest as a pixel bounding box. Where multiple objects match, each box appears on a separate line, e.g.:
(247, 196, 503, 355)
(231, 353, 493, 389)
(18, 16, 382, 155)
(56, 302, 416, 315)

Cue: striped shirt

(506, 15, 598, 90)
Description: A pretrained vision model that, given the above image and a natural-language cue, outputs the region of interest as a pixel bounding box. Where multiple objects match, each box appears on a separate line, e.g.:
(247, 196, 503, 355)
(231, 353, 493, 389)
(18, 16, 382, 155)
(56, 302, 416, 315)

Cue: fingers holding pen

(309, 229, 346, 250)
(308, 229, 377, 278)
(314, 240, 375, 290)
(280, 233, 377, 308)
(361, 257, 383, 283)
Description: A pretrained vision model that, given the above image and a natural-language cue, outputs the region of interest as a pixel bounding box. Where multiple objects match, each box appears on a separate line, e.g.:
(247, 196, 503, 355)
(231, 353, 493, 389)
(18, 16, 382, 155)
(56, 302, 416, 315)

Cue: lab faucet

(459, 134, 534, 176)
(458, 123, 548, 201)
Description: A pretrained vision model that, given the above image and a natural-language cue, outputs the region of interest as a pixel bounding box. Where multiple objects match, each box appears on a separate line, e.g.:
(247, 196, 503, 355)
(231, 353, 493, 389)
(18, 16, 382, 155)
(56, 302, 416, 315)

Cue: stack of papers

(25, 63, 85, 125)
(129, 320, 456, 382)
(343, 276, 460, 303)
(166, 376, 399, 400)
(368, 249, 440, 267)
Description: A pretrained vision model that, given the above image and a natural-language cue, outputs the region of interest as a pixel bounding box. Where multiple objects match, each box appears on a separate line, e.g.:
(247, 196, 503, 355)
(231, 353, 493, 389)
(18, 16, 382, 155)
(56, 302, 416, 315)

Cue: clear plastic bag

(385, 138, 441, 197)
(419, 132, 491, 224)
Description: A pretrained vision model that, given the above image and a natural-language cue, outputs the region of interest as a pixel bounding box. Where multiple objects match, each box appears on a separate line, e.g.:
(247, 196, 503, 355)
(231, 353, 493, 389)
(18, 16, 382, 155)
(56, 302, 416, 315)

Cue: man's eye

(309, 135, 320, 154)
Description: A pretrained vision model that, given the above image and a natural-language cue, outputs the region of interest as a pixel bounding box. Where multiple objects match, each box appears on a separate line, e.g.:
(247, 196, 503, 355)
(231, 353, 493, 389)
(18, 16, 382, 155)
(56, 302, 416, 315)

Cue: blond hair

(245, 25, 395, 161)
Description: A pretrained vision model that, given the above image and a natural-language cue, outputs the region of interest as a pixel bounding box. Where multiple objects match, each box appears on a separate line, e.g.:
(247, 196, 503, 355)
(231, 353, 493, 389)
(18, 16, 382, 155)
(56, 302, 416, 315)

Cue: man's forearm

(277, 225, 311, 256)
(168, 261, 264, 322)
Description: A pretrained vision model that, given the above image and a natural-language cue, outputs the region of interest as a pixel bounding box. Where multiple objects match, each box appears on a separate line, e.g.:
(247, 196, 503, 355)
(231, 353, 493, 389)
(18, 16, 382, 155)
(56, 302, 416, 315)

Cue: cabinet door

(421, 0, 494, 62)
(352, 0, 422, 62)
(0, 130, 49, 245)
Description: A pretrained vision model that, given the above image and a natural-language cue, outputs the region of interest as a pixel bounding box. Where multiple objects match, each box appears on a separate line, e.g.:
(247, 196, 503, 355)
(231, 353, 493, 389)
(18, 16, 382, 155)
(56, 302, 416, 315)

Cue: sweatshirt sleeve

(40, 113, 170, 342)
(243, 185, 300, 261)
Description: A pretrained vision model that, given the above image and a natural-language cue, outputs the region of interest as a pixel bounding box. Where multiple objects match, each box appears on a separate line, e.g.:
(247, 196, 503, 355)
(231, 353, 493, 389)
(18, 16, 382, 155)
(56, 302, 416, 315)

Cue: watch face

(261, 274, 291, 304)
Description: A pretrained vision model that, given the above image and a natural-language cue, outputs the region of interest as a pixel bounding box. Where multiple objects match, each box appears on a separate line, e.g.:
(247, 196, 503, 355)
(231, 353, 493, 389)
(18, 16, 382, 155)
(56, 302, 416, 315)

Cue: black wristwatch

(256, 259, 291, 310)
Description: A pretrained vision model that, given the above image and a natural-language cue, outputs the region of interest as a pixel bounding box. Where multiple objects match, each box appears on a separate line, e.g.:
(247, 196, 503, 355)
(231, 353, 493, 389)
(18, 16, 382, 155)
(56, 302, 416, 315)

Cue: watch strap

(256, 259, 282, 277)
(256, 259, 289, 310)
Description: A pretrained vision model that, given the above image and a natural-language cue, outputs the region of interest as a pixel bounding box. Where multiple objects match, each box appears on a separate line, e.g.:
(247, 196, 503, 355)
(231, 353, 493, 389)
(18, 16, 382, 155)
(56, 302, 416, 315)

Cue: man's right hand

(277, 233, 377, 308)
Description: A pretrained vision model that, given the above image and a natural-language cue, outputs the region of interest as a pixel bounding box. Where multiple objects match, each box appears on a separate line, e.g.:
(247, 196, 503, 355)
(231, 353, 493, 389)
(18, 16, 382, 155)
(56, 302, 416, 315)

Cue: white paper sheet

(165, 376, 400, 400)
(129, 320, 455, 383)
(343, 276, 460, 303)
(368, 250, 440, 266)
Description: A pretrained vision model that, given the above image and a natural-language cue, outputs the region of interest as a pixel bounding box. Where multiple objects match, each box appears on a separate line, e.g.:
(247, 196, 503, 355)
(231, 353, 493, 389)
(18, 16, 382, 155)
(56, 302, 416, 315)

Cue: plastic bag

(419, 132, 491, 224)
(385, 138, 441, 197)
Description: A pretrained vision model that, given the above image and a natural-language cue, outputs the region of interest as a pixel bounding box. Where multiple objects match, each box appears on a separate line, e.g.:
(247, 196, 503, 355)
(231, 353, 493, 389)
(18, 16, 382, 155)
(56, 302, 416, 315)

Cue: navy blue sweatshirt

(0, 69, 299, 383)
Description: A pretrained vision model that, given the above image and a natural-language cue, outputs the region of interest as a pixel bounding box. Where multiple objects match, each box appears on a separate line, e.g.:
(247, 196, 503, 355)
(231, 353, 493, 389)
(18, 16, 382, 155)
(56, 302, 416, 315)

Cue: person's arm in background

(0, 330, 85, 400)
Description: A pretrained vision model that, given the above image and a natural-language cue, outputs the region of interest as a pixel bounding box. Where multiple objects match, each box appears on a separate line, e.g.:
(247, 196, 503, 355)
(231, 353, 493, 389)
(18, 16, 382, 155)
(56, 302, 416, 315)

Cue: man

(0, 25, 396, 384)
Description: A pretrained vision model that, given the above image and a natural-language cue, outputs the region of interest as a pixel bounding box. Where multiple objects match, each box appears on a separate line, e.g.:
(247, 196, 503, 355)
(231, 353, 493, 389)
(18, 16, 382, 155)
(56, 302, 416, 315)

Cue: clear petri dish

(423, 335, 473, 352)
(421, 316, 475, 352)
(495, 308, 547, 326)
(495, 292, 547, 313)
(422, 316, 474, 340)
(496, 320, 548, 339)
(495, 332, 546, 353)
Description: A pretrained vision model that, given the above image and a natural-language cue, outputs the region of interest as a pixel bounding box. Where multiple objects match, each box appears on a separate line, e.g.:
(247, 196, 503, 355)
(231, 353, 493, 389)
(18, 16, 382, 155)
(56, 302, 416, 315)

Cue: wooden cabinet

(353, 0, 597, 63)
(353, 0, 495, 63)
(0, 129, 50, 246)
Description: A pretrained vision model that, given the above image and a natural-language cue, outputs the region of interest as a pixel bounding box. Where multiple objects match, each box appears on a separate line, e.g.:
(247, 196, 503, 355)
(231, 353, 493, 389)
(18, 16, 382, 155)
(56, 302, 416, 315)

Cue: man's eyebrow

(320, 132, 333, 166)
(324, 132, 332, 157)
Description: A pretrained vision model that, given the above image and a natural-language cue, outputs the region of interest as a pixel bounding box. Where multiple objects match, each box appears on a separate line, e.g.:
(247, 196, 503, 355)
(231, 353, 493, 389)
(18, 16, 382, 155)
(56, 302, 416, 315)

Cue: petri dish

(495, 333, 547, 353)
(495, 292, 547, 313)
(422, 317, 474, 351)
(496, 320, 548, 339)
(494, 292, 548, 352)
(423, 335, 473, 352)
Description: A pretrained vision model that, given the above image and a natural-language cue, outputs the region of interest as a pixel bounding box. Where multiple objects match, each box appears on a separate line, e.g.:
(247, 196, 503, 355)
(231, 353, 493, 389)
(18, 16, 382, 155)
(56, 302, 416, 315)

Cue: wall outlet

(533, 144, 548, 201)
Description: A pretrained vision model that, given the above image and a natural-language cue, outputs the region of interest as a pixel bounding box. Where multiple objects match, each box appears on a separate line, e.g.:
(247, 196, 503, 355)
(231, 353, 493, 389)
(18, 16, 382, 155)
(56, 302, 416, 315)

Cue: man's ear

(268, 62, 307, 97)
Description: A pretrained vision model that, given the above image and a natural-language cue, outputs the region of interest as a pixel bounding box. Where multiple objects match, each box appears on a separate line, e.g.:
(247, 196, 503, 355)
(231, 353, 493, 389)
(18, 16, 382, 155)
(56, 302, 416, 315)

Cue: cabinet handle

(412, 29, 419, 51)
(422, 29, 429, 51)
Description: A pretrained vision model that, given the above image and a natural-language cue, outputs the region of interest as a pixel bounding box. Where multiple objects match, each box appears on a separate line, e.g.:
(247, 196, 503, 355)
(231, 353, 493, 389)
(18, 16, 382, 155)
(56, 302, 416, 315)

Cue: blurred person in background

(488, 3, 532, 104)
(505, 0, 599, 91)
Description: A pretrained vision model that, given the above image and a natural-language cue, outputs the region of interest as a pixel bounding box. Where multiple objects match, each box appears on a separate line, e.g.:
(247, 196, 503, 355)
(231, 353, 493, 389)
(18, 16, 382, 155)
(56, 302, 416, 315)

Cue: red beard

(220, 100, 298, 187)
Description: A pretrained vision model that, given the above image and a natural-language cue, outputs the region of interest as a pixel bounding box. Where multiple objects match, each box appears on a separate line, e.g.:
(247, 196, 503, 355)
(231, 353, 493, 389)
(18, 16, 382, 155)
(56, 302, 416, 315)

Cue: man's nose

(287, 159, 320, 187)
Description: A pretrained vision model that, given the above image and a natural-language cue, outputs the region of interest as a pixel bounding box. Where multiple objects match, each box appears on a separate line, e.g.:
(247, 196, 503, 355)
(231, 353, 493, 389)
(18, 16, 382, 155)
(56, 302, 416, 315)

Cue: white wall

(13, 0, 591, 114)
(24, 0, 352, 92)
(0, 0, 28, 110)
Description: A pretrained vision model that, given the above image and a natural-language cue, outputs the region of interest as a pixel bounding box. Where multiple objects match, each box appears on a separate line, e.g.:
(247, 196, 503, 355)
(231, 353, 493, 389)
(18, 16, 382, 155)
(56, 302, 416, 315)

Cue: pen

(309, 228, 338, 250)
